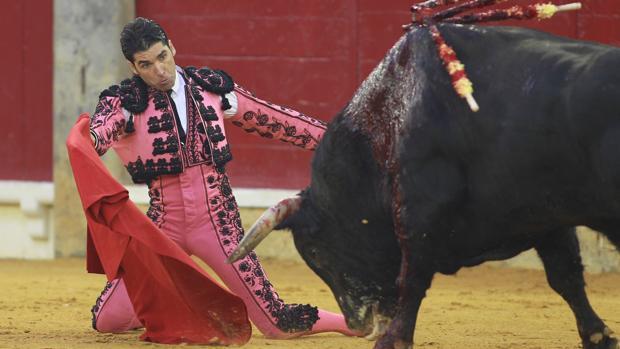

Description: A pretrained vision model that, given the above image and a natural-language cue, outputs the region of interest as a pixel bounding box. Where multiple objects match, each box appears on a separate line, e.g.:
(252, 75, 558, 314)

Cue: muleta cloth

(66, 114, 252, 345)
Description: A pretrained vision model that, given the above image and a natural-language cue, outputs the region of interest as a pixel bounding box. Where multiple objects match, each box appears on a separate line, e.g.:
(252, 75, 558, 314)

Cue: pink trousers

(91, 164, 354, 338)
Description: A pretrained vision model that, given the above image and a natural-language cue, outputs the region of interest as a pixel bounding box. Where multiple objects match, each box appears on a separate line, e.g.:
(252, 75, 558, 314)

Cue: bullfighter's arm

(89, 96, 128, 156)
(224, 84, 327, 151)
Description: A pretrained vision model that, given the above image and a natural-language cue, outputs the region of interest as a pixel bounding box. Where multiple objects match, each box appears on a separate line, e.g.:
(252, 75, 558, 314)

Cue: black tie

(167, 90, 186, 144)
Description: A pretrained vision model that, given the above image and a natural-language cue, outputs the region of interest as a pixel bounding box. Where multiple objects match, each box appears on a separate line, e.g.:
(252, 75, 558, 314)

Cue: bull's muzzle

(226, 197, 301, 263)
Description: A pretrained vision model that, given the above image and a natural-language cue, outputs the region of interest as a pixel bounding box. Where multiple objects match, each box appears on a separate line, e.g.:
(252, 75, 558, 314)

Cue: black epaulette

(185, 66, 235, 110)
(98, 75, 149, 114)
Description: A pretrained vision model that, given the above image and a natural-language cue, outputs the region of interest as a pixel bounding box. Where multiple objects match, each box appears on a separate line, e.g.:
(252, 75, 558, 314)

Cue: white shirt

(169, 68, 189, 131)
(122, 67, 238, 130)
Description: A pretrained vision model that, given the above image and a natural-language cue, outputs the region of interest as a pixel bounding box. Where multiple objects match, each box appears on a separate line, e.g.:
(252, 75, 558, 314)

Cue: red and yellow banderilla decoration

(429, 25, 479, 112)
(406, 1, 582, 112)
(444, 2, 582, 24)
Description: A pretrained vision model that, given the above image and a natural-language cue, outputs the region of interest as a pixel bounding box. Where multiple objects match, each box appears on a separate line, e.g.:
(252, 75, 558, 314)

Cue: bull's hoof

(374, 334, 412, 349)
(583, 329, 618, 349)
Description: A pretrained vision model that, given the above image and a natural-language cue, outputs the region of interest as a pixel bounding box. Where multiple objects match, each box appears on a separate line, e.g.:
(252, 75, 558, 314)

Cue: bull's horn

(226, 197, 302, 263)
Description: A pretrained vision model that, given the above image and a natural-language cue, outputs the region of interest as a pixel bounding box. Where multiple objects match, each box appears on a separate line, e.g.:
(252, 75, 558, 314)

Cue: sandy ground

(0, 258, 619, 349)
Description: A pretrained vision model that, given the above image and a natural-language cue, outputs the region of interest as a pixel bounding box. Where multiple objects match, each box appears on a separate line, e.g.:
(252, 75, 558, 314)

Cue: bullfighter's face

(280, 195, 401, 335)
(128, 41, 177, 91)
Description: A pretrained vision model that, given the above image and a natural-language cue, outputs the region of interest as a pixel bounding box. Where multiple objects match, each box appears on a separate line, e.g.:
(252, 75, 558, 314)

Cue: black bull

(231, 23, 620, 349)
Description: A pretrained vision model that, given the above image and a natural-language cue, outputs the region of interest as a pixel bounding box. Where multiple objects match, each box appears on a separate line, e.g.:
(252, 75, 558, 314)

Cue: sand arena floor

(0, 258, 619, 349)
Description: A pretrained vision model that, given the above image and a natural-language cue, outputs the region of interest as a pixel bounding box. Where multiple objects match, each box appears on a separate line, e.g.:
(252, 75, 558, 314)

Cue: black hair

(120, 17, 169, 62)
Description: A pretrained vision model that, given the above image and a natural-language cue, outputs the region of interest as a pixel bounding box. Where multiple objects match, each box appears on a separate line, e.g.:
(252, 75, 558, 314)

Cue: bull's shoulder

(427, 23, 619, 88)
(436, 23, 617, 63)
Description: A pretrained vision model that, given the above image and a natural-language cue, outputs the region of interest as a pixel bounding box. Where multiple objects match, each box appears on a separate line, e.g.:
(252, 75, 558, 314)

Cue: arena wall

(1, 0, 619, 267)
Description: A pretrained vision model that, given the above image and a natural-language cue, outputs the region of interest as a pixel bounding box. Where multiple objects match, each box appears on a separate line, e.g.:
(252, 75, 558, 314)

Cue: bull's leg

(373, 158, 460, 349)
(535, 228, 618, 349)
(373, 247, 434, 349)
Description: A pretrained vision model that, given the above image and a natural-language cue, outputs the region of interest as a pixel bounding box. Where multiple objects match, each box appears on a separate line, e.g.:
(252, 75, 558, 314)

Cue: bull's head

(229, 40, 410, 334)
(228, 188, 401, 337)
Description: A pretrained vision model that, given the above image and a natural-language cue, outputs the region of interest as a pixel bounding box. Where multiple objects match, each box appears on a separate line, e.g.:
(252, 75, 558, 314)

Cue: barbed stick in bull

(443, 2, 583, 24)
(405, 0, 581, 112)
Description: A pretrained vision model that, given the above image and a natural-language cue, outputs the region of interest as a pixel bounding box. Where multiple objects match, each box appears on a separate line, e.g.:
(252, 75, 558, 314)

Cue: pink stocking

(91, 278, 142, 333)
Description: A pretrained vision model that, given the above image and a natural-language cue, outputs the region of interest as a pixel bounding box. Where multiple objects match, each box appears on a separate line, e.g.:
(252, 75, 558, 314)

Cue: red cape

(66, 114, 251, 345)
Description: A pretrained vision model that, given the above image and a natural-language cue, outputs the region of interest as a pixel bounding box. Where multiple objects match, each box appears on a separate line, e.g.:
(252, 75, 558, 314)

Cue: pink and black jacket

(90, 66, 327, 183)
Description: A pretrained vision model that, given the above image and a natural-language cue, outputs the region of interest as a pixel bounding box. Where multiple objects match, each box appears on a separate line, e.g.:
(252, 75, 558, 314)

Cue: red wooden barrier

(0, 0, 53, 181)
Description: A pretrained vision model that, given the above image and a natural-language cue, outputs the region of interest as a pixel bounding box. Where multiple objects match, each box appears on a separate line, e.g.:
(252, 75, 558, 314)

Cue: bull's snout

(338, 298, 393, 341)
(337, 294, 372, 331)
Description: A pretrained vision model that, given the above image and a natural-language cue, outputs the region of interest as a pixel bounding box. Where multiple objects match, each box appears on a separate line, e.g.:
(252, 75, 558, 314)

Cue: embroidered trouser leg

(91, 164, 356, 337)
(181, 165, 356, 338)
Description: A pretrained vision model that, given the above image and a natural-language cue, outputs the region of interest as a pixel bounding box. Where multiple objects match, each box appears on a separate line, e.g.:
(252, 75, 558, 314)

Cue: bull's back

(397, 24, 620, 250)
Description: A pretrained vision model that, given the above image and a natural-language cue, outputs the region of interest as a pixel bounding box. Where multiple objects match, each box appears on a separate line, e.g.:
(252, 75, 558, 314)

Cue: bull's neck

(345, 32, 420, 171)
